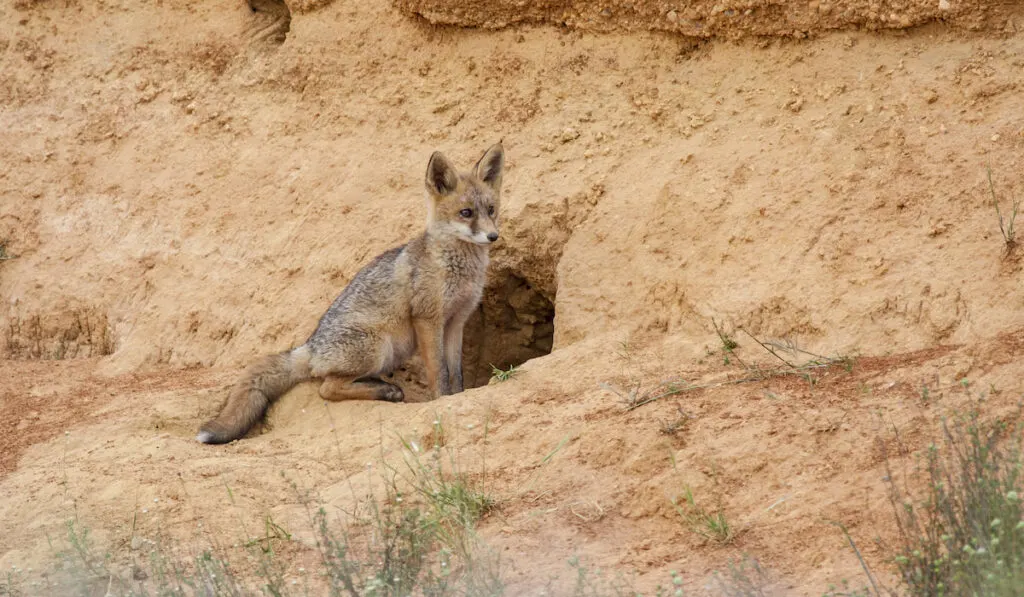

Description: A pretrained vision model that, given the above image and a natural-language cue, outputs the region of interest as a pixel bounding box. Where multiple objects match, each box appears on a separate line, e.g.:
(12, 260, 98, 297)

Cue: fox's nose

(487, 232, 499, 243)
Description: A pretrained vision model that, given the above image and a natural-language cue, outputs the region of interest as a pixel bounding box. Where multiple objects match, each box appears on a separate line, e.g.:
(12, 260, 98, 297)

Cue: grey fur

(197, 143, 505, 444)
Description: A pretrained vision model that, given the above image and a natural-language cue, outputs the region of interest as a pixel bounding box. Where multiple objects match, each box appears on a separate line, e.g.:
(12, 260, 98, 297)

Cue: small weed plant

(713, 556, 770, 597)
(885, 405, 1024, 596)
(567, 557, 688, 597)
(987, 167, 1020, 250)
(672, 486, 733, 545)
(489, 364, 519, 383)
(601, 327, 854, 412)
(393, 416, 497, 538)
(713, 319, 739, 366)
(306, 414, 504, 597)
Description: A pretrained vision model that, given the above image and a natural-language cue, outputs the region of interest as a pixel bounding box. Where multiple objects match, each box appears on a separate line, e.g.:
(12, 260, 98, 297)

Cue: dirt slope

(398, 0, 1015, 37)
(2, 0, 1024, 594)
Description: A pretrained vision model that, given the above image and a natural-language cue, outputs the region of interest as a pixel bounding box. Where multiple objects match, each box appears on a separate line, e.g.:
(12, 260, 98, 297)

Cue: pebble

(559, 127, 580, 143)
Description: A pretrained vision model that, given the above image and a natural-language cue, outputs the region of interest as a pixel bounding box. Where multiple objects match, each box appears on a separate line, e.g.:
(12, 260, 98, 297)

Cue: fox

(196, 143, 505, 444)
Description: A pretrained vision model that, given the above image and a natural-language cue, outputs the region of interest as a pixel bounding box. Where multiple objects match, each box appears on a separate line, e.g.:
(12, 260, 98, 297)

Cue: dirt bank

(2, 0, 1024, 594)
(397, 0, 1019, 37)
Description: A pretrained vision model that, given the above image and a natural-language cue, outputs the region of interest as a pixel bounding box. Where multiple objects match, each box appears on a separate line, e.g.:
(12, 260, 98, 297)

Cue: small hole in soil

(246, 0, 291, 45)
(461, 271, 556, 388)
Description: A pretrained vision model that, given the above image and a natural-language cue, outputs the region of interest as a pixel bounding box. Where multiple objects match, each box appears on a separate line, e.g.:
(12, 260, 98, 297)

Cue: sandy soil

(2, 0, 1024, 594)
(398, 0, 1017, 37)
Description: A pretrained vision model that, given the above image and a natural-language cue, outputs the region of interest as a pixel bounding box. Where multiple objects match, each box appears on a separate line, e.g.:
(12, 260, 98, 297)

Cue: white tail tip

(196, 431, 217, 444)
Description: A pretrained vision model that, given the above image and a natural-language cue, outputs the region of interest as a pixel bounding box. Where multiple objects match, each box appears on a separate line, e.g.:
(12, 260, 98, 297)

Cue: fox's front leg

(444, 312, 472, 394)
(414, 317, 451, 397)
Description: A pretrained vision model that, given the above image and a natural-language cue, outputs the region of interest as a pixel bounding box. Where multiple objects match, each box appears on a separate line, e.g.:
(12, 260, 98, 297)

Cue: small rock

(991, 133, 1001, 142)
(938, 0, 950, 10)
(666, 10, 678, 23)
(559, 127, 580, 143)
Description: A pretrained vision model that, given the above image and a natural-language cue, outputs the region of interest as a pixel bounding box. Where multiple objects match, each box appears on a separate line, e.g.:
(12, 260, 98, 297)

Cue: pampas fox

(197, 143, 505, 444)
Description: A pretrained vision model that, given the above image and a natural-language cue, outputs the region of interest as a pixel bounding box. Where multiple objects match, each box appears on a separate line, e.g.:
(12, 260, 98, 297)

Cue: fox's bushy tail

(196, 346, 311, 444)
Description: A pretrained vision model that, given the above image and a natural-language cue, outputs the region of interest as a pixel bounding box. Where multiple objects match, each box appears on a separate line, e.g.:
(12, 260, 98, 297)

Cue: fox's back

(308, 245, 412, 346)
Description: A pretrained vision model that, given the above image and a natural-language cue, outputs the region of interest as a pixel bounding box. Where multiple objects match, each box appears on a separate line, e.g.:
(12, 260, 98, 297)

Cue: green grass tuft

(885, 405, 1024, 596)
(672, 486, 734, 545)
(489, 364, 519, 383)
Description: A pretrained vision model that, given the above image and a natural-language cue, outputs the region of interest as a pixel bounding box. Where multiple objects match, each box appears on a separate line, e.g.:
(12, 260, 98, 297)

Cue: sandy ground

(397, 0, 1015, 37)
(2, 0, 1024, 594)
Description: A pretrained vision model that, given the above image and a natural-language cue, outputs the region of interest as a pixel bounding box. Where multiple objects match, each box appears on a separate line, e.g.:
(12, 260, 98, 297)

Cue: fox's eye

(487, 205, 495, 217)
(459, 208, 473, 218)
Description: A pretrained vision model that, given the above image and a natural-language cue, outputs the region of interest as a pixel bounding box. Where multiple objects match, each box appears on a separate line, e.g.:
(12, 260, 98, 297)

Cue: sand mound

(2, 0, 1024, 594)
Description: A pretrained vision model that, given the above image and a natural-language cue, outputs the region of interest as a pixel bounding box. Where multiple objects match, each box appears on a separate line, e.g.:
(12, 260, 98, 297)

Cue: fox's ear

(473, 143, 504, 192)
(425, 151, 459, 196)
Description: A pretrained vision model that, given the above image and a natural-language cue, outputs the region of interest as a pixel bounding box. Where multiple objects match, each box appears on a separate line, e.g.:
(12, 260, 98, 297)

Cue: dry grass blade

(607, 332, 854, 412)
(988, 166, 1019, 250)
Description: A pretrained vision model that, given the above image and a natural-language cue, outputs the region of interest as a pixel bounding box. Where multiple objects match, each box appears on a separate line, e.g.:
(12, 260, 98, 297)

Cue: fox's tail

(196, 346, 312, 444)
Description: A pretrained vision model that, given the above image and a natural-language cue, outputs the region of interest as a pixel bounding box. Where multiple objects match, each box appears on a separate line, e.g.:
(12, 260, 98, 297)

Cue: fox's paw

(377, 385, 405, 403)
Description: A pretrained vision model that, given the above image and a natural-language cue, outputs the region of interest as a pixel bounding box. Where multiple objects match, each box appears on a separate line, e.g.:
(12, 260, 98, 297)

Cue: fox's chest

(442, 267, 485, 321)
(440, 252, 487, 321)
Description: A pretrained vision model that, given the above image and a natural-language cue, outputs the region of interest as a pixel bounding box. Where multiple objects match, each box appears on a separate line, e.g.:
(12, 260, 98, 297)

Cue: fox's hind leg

(357, 377, 405, 402)
(319, 375, 404, 402)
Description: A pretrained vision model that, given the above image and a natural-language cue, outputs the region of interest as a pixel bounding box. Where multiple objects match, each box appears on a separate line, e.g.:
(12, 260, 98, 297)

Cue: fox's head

(424, 143, 504, 246)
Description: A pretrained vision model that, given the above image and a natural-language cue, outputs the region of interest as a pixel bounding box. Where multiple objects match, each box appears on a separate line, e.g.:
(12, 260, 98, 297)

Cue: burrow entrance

(462, 270, 555, 389)
(246, 0, 291, 45)
(387, 268, 555, 398)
